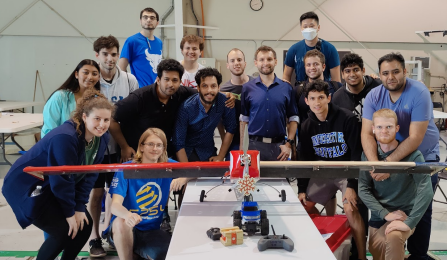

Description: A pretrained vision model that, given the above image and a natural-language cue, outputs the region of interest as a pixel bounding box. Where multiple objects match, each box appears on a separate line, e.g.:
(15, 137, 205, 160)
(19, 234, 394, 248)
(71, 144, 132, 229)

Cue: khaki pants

(369, 222, 415, 260)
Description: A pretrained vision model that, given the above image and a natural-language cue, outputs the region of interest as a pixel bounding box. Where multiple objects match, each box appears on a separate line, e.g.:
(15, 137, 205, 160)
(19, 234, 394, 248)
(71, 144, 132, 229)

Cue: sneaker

(160, 217, 172, 233)
(89, 238, 107, 257)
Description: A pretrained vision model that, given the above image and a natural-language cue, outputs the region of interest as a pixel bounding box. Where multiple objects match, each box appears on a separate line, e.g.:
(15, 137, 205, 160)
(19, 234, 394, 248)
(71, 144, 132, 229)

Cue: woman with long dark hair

(41, 59, 101, 138)
(2, 89, 114, 260)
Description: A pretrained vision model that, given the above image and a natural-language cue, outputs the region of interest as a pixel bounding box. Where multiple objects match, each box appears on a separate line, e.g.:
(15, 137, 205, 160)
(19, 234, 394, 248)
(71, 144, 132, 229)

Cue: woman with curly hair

(2, 89, 114, 260)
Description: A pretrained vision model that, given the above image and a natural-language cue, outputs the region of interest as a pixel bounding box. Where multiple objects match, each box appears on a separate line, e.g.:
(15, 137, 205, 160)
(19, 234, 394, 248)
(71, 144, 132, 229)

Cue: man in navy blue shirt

(240, 46, 298, 161)
(171, 67, 237, 191)
(283, 11, 340, 84)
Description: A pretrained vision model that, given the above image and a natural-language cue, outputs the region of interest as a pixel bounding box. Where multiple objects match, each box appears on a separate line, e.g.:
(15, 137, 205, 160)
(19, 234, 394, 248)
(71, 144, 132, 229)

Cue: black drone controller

(206, 227, 221, 241)
(257, 225, 294, 252)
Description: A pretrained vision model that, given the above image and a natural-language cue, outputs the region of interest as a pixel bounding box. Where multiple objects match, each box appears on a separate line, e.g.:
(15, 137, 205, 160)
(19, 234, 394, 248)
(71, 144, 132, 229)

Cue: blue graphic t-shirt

(109, 170, 172, 231)
(121, 33, 163, 88)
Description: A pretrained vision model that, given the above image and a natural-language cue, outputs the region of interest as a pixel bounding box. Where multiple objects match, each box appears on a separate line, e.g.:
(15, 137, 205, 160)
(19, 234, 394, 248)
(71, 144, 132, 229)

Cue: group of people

(1, 7, 440, 260)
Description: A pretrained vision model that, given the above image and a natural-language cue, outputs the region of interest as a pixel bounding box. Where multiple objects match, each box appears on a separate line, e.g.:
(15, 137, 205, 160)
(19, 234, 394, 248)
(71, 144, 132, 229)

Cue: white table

(166, 178, 336, 260)
(433, 110, 447, 119)
(0, 113, 43, 165)
(433, 110, 447, 149)
(0, 101, 44, 113)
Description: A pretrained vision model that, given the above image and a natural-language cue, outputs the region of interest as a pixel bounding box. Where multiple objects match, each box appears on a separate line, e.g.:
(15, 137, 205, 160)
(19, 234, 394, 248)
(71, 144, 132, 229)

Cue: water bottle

(31, 185, 42, 197)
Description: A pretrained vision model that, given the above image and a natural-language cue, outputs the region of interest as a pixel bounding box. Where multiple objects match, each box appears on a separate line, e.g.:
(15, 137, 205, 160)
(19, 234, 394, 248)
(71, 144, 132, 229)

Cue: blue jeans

(407, 157, 439, 260)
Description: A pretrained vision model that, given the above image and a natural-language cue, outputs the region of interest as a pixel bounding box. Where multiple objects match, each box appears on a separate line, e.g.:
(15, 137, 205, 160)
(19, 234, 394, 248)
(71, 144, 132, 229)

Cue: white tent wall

(1, 0, 447, 110)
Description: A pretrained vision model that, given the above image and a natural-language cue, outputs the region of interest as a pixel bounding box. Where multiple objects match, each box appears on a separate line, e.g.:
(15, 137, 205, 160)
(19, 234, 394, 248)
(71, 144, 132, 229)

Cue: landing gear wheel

(281, 189, 286, 202)
(200, 190, 206, 202)
(233, 210, 242, 219)
(261, 219, 269, 235)
(260, 210, 267, 220)
(234, 219, 242, 229)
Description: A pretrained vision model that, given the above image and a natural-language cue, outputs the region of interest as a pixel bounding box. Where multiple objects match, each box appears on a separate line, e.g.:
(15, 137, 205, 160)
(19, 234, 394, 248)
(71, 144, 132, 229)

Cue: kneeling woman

(104, 128, 172, 260)
(2, 89, 114, 260)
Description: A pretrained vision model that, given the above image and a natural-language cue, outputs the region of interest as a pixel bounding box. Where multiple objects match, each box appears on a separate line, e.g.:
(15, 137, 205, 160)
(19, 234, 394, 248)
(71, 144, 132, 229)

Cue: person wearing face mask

(283, 11, 341, 85)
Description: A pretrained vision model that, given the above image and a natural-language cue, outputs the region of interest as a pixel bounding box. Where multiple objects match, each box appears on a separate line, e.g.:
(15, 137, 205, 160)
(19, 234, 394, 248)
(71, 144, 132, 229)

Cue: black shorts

(93, 154, 118, 189)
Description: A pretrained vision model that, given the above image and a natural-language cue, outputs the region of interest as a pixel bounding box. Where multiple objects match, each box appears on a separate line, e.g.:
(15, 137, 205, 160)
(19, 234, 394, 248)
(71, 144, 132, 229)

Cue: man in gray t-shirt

(219, 48, 253, 159)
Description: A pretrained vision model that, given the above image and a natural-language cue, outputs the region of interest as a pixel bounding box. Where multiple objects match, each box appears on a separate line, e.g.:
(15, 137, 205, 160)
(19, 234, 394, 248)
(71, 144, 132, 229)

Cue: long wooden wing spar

(23, 161, 446, 180)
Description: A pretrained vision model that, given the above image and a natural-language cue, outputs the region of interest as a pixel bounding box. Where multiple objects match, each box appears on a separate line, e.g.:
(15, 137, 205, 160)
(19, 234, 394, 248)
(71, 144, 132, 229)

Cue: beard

(199, 92, 216, 105)
(375, 134, 395, 145)
(383, 81, 405, 92)
(259, 66, 274, 76)
(142, 24, 155, 31)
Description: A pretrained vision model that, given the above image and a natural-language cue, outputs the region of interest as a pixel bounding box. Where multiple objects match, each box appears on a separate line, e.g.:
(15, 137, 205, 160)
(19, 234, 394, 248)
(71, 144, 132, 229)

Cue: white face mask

(301, 28, 318, 41)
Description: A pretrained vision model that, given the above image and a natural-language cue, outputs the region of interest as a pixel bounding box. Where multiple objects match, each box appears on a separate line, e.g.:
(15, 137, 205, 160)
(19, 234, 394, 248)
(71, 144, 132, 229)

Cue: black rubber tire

(281, 189, 286, 202)
(234, 219, 242, 229)
(261, 219, 269, 235)
(200, 190, 205, 202)
(233, 210, 242, 219)
(260, 210, 267, 219)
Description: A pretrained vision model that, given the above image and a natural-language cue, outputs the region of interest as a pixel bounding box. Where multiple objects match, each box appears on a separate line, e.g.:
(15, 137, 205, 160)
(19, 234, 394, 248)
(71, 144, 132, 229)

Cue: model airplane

(24, 126, 446, 192)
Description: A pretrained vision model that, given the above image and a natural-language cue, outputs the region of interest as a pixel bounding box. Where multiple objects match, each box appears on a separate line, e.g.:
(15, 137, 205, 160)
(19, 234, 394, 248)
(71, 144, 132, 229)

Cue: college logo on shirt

(111, 177, 119, 188)
(311, 132, 348, 158)
(145, 49, 162, 73)
(136, 182, 162, 210)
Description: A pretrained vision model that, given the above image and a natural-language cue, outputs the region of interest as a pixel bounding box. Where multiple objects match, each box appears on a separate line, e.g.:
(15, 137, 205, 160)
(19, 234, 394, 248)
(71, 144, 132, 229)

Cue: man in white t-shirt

(179, 35, 205, 88)
(88, 35, 138, 257)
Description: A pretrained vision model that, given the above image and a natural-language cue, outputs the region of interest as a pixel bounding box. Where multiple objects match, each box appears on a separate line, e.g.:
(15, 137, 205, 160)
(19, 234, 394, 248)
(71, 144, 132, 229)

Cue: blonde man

(359, 109, 433, 260)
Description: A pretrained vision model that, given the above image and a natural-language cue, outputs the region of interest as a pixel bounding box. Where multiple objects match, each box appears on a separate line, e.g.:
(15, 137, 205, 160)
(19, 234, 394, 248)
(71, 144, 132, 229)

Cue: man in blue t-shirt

(362, 52, 439, 260)
(283, 11, 340, 84)
(119, 7, 163, 88)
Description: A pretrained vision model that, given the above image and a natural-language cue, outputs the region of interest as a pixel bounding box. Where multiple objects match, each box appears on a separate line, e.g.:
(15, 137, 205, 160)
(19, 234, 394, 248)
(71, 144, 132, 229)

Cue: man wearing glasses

(119, 7, 163, 88)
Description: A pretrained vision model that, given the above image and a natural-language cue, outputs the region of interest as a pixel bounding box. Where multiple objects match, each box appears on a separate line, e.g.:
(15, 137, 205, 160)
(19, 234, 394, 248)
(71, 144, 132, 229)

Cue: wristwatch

(287, 139, 295, 146)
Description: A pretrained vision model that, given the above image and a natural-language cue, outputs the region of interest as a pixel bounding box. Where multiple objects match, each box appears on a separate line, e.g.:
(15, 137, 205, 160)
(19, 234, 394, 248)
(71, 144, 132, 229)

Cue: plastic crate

(309, 214, 352, 252)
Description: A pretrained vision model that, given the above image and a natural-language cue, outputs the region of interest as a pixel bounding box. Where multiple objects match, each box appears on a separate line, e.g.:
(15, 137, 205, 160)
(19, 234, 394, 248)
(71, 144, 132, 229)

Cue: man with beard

(119, 7, 162, 88)
(88, 35, 139, 257)
(219, 48, 254, 159)
(110, 59, 195, 162)
(362, 52, 439, 260)
(359, 108, 433, 260)
(283, 11, 340, 84)
(240, 46, 298, 161)
(171, 67, 236, 191)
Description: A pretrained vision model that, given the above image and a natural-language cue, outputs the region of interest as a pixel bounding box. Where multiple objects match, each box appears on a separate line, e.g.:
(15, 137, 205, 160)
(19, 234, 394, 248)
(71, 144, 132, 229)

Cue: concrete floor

(1, 131, 447, 260)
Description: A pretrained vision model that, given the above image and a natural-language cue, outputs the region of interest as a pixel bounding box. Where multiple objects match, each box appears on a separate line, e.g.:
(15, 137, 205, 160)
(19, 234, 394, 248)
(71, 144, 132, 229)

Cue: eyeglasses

(142, 15, 157, 21)
(142, 142, 164, 149)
